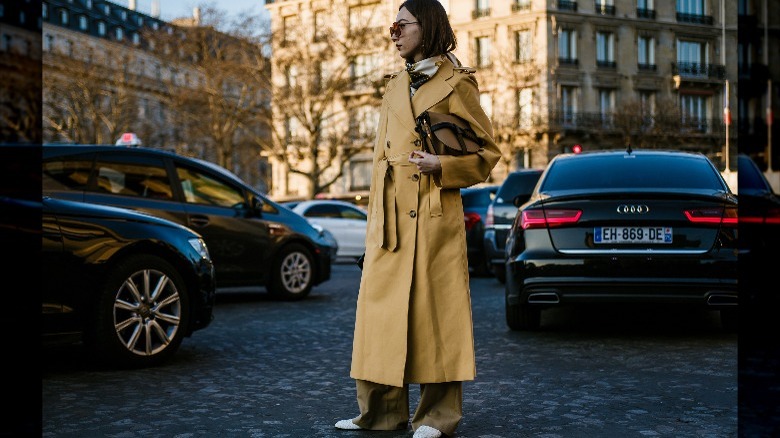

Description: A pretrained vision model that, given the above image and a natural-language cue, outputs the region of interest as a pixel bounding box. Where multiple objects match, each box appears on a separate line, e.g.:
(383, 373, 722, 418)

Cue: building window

(638, 35, 655, 69)
(44, 34, 54, 52)
(637, 0, 655, 18)
(104, 4, 110, 15)
(738, 0, 750, 15)
(115, 27, 124, 41)
(639, 90, 655, 116)
(351, 53, 382, 89)
(0, 34, 9, 52)
(86, 0, 92, 9)
(512, 0, 531, 11)
(680, 94, 709, 132)
(79, 15, 88, 30)
(515, 29, 532, 63)
(596, 31, 615, 68)
(598, 88, 615, 127)
(561, 86, 578, 125)
(517, 88, 533, 128)
(313, 11, 326, 42)
(475, 36, 491, 67)
(60, 9, 68, 25)
(558, 28, 577, 64)
(677, 0, 703, 15)
(595, 0, 615, 15)
(137, 16, 143, 25)
(152, 22, 159, 30)
(677, 39, 707, 77)
(473, 0, 491, 18)
(132, 32, 140, 45)
(42, 4, 47, 19)
(121, 10, 127, 20)
(480, 92, 493, 119)
(97, 21, 106, 36)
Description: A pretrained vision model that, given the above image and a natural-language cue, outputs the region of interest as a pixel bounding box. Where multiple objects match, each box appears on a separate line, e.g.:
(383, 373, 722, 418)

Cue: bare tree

(1, 53, 41, 143)
(43, 50, 142, 144)
(612, 97, 685, 148)
(266, 6, 388, 197)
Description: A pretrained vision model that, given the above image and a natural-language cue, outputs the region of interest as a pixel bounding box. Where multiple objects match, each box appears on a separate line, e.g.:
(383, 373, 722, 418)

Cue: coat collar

(383, 57, 457, 135)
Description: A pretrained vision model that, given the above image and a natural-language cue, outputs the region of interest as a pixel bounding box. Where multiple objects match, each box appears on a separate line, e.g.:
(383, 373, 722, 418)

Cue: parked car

(28, 196, 216, 367)
(461, 185, 499, 276)
(291, 199, 367, 259)
(737, 154, 780, 328)
(42, 144, 337, 300)
(483, 168, 543, 283)
(504, 149, 738, 331)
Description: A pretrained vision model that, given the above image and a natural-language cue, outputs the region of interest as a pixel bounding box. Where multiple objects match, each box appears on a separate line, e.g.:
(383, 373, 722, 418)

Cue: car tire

(90, 254, 190, 368)
(506, 301, 541, 331)
(268, 243, 314, 301)
(720, 308, 738, 332)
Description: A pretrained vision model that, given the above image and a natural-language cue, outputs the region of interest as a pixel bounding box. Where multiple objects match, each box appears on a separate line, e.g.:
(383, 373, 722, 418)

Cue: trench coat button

(414, 139, 421, 147)
(386, 140, 391, 148)
(409, 210, 417, 218)
(411, 174, 420, 182)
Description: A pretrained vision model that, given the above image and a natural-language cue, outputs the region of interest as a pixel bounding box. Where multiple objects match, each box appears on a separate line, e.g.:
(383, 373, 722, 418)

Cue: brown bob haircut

(399, 0, 457, 61)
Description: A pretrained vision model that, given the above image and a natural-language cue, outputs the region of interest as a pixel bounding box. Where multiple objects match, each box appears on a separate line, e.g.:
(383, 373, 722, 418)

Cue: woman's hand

(408, 150, 441, 175)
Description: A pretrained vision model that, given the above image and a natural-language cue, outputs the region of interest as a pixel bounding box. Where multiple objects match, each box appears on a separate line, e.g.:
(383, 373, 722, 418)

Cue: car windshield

(541, 154, 724, 191)
(737, 155, 772, 192)
(495, 173, 540, 203)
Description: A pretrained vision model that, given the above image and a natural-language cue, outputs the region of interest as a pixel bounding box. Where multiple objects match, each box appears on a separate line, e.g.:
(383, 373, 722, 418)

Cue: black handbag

(415, 111, 485, 156)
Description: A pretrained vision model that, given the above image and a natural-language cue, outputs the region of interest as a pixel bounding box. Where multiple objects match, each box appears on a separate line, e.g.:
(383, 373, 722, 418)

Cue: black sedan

(36, 196, 216, 367)
(461, 184, 499, 276)
(43, 144, 337, 300)
(504, 148, 738, 331)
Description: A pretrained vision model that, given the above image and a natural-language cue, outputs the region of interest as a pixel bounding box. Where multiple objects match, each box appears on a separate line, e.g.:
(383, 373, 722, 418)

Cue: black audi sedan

(30, 196, 216, 367)
(42, 145, 337, 300)
(504, 148, 738, 331)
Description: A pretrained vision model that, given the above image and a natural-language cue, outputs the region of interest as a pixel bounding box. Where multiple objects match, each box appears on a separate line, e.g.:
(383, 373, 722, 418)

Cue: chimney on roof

(194, 7, 201, 25)
(128, 0, 136, 10)
(151, 0, 160, 17)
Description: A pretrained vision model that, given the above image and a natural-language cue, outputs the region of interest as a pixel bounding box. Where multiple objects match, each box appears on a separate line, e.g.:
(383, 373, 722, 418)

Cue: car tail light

(521, 209, 582, 229)
(464, 212, 481, 231)
(742, 207, 780, 225)
(485, 204, 494, 227)
(684, 207, 738, 226)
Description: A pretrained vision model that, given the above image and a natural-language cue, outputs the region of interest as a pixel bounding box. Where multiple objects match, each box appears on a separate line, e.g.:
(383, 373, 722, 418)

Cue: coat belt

(373, 153, 442, 251)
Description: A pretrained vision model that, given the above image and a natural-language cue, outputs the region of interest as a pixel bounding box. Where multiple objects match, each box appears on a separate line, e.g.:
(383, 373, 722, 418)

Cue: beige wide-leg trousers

(351, 379, 463, 436)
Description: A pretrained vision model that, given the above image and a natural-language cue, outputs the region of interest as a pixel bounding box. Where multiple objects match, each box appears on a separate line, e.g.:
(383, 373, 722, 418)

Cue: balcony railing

(558, 57, 579, 66)
(472, 8, 492, 18)
(558, 0, 577, 11)
(636, 8, 655, 19)
(597, 60, 616, 68)
(549, 110, 721, 134)
(672, 62, 725, 79)
(594, 2, 615, 15)
(638, 63, 657, 71)
(512, 1, 532, 12)
(676, 12, 714, 24)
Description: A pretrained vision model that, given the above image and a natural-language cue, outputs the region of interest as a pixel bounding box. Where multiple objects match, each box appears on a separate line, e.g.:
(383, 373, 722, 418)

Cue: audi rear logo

(616, 204, 650, 214)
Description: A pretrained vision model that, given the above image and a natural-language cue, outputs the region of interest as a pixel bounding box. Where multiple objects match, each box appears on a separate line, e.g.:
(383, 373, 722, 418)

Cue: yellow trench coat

(350, 58, 501, 387)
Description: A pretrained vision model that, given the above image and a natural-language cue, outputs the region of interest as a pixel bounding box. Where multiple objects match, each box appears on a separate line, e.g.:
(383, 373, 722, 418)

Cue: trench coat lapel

(411, 60, 455, 118)
(385, 71, 417, 135)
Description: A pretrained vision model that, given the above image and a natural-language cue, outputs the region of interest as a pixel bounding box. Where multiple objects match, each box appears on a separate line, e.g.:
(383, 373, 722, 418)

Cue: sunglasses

(389, 21, 419, 37)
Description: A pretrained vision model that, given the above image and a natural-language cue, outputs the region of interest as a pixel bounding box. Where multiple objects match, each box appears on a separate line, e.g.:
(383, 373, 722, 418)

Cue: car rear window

(495, 172, 541, 204)
(540, 154, 724, 191)
(461, 188, 495, 207)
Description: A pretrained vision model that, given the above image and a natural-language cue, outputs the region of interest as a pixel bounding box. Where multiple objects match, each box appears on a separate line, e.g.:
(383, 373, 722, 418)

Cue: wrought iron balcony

(638, 63, 657, 71)
(558, 0, 577, 11)
(597, 60, 616, 69)
(548, 110, 722, 135)
(558, 57, 579, 66)
(676, 12, 713, 24)
(472, 8, 492, 18)
(512, 1, 532, 12)
(636, 8, 655, 19)
(594, 2, 615, 15)
(672, 62, 725, 79)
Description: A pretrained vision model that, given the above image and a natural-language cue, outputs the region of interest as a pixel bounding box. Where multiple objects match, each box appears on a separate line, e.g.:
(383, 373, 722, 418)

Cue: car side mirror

(250, 195, 264, 216)
(513, 194, 530, 207)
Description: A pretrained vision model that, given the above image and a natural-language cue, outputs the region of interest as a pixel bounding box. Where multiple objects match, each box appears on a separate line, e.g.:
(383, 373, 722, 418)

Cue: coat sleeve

(434, 74, 501, 189)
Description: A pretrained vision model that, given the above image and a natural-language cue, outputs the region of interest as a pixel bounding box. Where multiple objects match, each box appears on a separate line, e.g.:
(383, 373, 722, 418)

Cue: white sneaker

(413, 425, 442, 438)
(334, 419, 362, 430)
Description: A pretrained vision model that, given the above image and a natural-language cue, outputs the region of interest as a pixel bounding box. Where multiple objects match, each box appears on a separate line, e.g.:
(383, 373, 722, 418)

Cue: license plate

(594, 227, 672, 244)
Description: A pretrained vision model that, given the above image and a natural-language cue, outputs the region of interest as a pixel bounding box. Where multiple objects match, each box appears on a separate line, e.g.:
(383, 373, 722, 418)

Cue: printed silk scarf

(405, 52, 463, 97)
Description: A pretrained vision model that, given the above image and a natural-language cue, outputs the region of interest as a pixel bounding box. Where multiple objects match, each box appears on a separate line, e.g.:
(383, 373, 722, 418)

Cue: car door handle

(189, 215, 210, 228)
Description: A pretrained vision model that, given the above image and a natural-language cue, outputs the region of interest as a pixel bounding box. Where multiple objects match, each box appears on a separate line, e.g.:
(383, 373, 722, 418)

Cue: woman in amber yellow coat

(335, 0, 500, 436)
